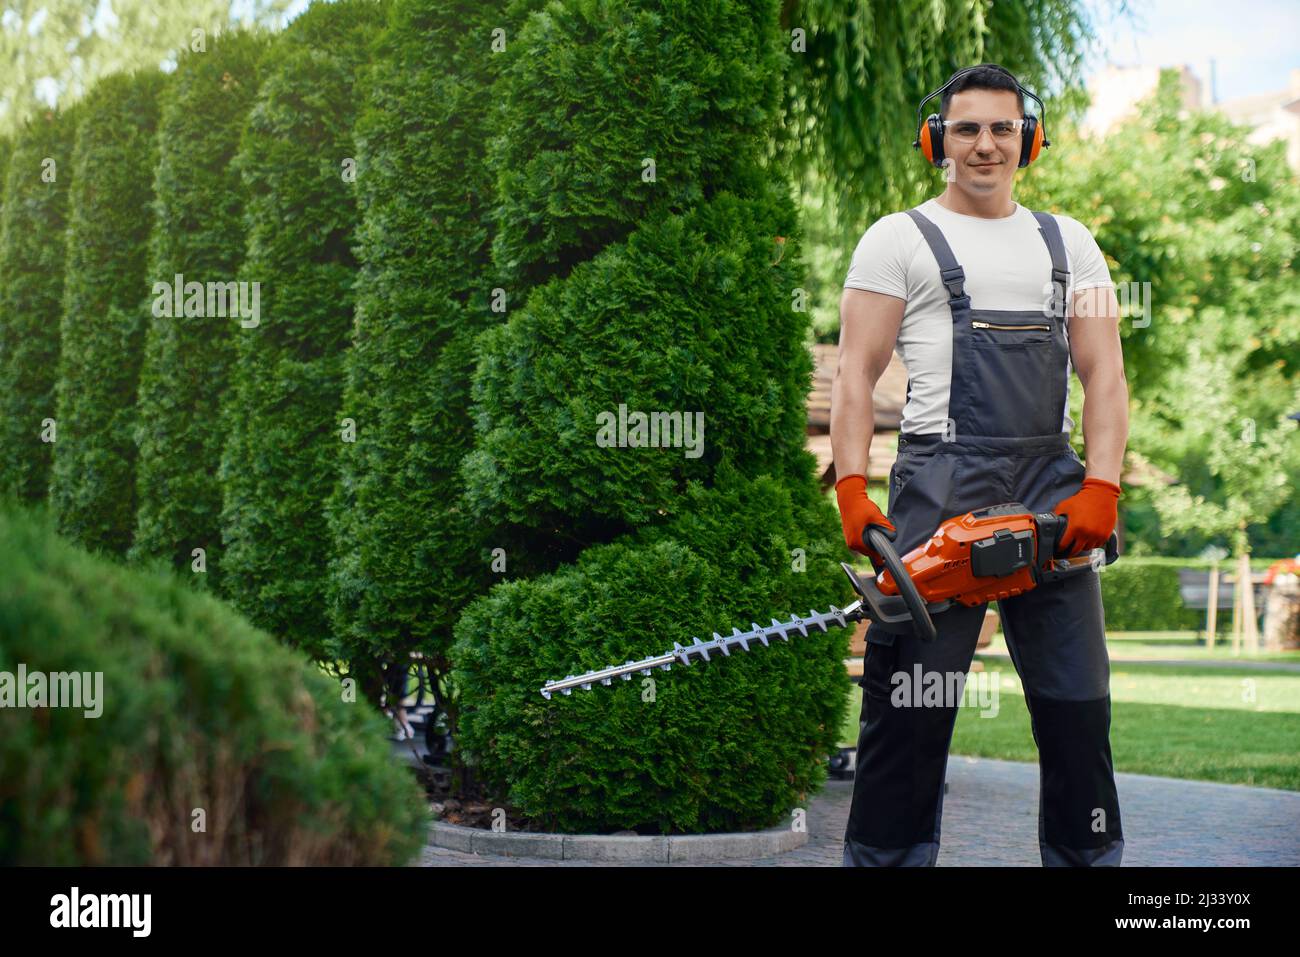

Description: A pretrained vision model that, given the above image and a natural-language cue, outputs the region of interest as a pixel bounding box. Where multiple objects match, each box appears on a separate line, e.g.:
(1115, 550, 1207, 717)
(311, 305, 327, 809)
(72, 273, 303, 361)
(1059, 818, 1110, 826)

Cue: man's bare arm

(831, 288, 905, 481)
(1069, 286, 1129, 486)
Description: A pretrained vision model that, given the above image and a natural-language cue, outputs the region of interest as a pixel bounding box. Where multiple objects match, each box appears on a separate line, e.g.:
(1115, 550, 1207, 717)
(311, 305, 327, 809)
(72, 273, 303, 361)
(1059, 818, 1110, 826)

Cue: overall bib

(841, 207, 1125, 867)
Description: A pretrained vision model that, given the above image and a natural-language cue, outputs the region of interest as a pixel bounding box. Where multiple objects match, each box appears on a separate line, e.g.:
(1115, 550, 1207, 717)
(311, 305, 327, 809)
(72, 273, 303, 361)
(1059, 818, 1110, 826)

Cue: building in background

(1216, 68, 1300, 172)
(1082, 63, 1300, 173)
(1081, 64, 1205, 136)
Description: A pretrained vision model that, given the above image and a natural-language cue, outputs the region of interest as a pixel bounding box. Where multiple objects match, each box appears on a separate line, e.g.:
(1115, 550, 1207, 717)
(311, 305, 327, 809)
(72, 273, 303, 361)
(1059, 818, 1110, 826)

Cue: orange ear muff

(1027, 120, 1044, 164)
(919, 120, 935, 165)
(1019, 115, 1045, 168)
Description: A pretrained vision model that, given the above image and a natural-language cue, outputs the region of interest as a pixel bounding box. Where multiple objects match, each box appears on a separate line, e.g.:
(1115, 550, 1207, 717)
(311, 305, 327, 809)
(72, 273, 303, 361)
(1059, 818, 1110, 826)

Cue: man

(830, 64, 1129, 867)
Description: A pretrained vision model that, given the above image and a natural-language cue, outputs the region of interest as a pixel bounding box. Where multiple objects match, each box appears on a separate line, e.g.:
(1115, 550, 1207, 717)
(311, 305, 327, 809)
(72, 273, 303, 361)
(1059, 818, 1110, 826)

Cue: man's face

(942, 89, 1023, 193)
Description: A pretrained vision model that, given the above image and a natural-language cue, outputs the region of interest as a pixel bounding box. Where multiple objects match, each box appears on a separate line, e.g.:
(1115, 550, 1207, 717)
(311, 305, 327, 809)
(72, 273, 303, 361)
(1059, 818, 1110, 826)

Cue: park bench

(1176, 568, 1267, 614)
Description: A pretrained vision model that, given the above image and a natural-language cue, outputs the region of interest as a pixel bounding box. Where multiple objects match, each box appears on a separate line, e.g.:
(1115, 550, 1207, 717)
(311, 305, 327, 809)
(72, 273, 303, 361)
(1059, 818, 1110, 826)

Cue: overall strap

(1030, 210, 1071, 319)
(904, 208, 968, 305)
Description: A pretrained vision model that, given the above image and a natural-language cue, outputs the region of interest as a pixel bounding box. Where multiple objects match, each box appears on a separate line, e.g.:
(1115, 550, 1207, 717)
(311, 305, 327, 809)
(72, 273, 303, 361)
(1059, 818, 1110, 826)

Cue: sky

(1082, 0, 1300, 102)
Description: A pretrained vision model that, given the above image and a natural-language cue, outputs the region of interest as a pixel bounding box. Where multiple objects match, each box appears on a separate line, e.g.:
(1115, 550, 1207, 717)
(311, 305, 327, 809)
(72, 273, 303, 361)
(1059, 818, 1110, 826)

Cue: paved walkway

(417, 756, 1300, 866)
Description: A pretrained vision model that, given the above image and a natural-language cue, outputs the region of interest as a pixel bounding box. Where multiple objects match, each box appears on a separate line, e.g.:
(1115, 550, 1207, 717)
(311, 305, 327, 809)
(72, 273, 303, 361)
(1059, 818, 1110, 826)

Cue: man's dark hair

(940, 63, 1025, 118)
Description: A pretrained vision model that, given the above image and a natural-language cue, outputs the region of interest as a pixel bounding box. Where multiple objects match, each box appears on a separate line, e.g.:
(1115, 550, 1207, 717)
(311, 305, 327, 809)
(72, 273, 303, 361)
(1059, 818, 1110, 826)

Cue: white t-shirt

(842, 197, 1115, 435)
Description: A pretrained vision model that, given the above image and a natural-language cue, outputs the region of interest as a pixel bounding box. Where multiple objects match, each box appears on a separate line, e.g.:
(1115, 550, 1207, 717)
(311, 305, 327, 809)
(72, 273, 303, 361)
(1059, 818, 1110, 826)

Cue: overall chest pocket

(957, 310, 1067, 437)
(967, 309, 1056, 345)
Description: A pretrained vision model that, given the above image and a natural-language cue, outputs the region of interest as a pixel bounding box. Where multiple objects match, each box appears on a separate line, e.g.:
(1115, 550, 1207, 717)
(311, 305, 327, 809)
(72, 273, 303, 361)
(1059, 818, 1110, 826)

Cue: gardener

(830, 64, 1128, 867)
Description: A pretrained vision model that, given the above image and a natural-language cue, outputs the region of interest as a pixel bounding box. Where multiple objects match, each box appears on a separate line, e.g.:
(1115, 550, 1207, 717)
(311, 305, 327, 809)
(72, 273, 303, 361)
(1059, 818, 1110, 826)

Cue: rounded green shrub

(130, 30, 270, 589)
(464, 176, 816, 532)
(51, 71, 165, 556)
(219, 0, 385, 659)
(0, 108, 76, 503)
(0, 501, 428, 865)
(452, 468, 850, 833)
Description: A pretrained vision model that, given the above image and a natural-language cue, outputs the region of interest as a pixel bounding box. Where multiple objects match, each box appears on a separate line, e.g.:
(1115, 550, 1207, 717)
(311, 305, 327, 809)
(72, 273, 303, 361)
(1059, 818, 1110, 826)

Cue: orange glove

(1052, 477, 1121, 556)
(835, 473, 897, 566)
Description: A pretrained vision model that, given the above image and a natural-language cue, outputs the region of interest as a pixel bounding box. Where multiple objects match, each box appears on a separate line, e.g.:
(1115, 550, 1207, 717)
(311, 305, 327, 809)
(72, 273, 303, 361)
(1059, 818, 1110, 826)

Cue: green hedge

(219, 1, 385, 660)
(488, 0, 785, 290)
(130, 30, 270, 589)
(0, 108, 76, 503)
(50, 71, 165, 556)
(452, 470, 850, 833)
(1100, 555, 1283, 632)
(0, 501, 428, 865)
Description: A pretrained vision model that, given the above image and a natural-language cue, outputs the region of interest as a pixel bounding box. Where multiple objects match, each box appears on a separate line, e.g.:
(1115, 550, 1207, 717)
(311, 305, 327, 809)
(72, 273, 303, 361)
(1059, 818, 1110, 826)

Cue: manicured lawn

(837, 645, 1300, 791)
(982, 631, 1300, 664)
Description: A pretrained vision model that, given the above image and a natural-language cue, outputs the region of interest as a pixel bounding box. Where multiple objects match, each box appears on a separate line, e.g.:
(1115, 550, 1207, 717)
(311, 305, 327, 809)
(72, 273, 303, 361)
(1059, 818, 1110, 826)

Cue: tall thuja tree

(0, 108, 76, 503)
(328, 0, 542, 706)
(219, 0, 385, 660)
(51, 71, 165, 555)
(452, 0, 850, 832)
(130, 31, 269, 587)
(464, 0, 817, 530)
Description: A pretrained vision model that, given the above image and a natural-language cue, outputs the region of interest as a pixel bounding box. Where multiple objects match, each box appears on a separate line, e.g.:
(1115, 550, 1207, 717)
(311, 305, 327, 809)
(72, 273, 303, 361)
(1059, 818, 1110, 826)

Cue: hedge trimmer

(539, 503, 1118, 699)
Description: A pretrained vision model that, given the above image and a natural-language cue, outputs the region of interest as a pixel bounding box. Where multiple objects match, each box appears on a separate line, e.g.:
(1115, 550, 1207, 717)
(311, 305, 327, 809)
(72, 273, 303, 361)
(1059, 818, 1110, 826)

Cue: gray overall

(842, 206, 1124, 867)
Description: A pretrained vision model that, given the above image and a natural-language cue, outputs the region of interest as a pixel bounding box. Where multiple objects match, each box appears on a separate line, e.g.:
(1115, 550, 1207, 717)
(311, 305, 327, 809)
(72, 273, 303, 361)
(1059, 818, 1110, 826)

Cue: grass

(837, 632, 1300, 791)
(982, 631, 1300, 664)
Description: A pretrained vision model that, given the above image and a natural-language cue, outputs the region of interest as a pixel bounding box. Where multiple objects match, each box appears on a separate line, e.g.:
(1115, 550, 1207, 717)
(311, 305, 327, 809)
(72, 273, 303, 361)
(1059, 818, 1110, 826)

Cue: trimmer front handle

(851, 525, 946, 642)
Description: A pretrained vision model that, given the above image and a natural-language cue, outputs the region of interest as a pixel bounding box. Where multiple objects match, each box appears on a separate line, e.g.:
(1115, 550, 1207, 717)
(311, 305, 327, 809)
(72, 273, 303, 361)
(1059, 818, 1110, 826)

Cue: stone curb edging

(428, 819, 809, 862)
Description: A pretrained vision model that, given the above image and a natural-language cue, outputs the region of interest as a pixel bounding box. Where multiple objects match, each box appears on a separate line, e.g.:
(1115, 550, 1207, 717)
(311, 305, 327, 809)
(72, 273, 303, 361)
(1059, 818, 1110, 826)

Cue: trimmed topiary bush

(0, 108, 76, 503)
(0, 501, 429, 865)
(130, 30, 270, 589)
(487, 0, 788, 291)
(452, 468, 850, 832)
(453, 0, 849, 832)
(50, 71, 165, 556)
(219, 0, 385, 659)
(464, 178, 816, 533)
(463, 0, 814, 536)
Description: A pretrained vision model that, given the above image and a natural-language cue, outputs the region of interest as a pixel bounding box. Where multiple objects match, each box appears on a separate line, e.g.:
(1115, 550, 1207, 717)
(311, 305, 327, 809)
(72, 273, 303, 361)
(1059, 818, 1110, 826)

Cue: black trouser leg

(998, 567, 1124, 866)
(842, 601, 985, 866)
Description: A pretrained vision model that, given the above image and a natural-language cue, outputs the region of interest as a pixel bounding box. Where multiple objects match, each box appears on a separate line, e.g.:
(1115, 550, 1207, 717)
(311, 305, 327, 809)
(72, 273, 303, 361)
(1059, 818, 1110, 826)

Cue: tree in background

(0, 135, 10, 208)
(0, 106, 76, 503)
(1018, 70, 1300, 559)
(50, 71, 165, 556)
(0, 0, 295, 138)
(219, 0, 386, 661)
(779, 0, 1096, 253)
(130, 30, 269, 588)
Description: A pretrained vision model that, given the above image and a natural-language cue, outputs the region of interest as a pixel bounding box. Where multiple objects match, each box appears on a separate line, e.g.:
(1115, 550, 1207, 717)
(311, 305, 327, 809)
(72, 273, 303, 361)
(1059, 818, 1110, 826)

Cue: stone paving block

(563, 834, 670, 863)
(419, 757, 1300, 868)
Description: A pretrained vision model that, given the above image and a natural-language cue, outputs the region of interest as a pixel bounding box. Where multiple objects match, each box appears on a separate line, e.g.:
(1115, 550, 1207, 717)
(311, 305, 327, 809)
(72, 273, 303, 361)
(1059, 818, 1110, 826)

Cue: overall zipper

(971, 320, 1051, 331)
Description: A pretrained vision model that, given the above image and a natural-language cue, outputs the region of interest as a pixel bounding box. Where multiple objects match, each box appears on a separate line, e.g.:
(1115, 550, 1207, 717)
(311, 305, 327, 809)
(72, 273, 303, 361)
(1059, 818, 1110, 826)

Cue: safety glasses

(941, 118, 1026, 142)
